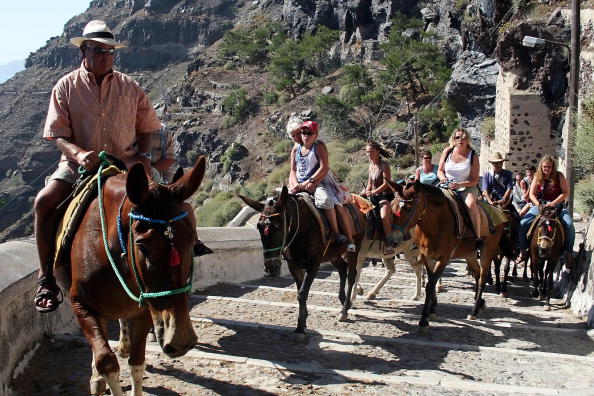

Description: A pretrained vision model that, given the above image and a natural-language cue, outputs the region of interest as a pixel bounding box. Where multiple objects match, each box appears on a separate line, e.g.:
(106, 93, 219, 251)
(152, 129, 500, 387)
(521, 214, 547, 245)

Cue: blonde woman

(517, 155, 574, 267)
(437, 128, 482, 248)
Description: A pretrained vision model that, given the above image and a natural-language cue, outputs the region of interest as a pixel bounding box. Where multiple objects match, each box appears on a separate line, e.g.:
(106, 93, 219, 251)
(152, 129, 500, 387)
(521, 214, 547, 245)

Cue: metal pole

(567, 0, 580, 215)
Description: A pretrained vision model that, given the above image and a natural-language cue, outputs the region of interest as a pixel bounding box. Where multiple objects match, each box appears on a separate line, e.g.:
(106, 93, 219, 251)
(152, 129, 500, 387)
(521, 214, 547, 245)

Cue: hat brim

(70, 37, 127, 48)
(488, 158, 507, 163)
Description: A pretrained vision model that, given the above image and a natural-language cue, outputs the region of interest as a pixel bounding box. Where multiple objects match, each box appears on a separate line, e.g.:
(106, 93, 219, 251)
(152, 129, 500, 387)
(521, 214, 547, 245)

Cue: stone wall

(0, 227, 283, 393)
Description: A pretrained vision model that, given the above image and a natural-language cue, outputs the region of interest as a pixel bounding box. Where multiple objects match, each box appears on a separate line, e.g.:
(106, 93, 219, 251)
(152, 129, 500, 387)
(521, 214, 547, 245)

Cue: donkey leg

(295, 267, 317, 340)
(127, 314, 152, 396)
(367, 257, 395, 300)
(502, 257, 511, 296)
(340, 256, 358, 321)
(334, 258, 348, 305)
(90, 351, 106, 395)
(117, 319, 130, 359)
(419, 272, 439, 332)
(468, 254, 487, 320)
(350, 254, 365, 303)
(493, 257, 502, 295)
(72, 300, 123, 396)
(403, 249, 422, 300)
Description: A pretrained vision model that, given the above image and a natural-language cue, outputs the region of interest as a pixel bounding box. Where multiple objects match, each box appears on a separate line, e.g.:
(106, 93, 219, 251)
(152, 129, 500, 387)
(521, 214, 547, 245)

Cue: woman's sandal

(515, 250, 529, 265)
(34, 277, 63, 313)
(346, 243, 356, 253)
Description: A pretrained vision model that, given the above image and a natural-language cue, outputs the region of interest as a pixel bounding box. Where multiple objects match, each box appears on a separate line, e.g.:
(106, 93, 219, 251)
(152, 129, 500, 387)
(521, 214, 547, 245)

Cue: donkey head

(239, 186, 288, 278)
(386, 179, 422, 246)
(124, 155, 205, 357)
(536, 205, 561, 259)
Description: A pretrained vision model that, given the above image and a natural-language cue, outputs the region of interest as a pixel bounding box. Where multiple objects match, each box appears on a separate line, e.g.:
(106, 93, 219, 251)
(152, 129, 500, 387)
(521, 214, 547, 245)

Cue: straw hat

(70, 20, 127, 48)
(488, 152, 507, 163)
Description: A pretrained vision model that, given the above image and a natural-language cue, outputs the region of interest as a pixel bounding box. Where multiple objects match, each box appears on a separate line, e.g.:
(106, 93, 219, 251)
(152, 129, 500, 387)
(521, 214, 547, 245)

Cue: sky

(0, 1, 91, 65)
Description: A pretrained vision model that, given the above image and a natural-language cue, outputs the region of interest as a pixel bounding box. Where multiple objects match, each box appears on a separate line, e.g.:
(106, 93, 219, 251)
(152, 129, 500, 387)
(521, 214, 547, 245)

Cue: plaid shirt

(150, 124, 174, 164)
(43, 63, 161, 175)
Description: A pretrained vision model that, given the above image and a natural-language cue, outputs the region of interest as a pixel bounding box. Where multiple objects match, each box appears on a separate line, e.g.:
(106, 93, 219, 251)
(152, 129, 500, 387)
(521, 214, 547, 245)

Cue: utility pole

(567, 0, 580, 215)
(414, 117, 419, 168)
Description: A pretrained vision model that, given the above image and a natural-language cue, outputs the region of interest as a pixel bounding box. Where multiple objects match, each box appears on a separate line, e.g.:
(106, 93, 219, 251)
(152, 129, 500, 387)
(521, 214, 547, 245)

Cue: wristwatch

(308, 177, 315, 184)
(139, 152, 152, 160)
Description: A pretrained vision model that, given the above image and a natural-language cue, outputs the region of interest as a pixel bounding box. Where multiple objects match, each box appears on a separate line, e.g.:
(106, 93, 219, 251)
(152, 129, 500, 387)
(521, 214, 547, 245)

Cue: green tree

(222, 89, 252, 126)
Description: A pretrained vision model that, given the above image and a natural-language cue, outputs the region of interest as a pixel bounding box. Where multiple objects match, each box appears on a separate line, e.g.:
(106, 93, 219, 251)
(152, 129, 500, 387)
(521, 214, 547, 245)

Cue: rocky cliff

(0, 0, 569, 240)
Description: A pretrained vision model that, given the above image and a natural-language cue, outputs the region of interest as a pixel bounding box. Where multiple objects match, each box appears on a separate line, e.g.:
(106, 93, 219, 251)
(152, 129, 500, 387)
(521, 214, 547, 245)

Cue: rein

(392, 193, 425, 233)
(261, 196, 300, 255)
(96, 154, 193, 306)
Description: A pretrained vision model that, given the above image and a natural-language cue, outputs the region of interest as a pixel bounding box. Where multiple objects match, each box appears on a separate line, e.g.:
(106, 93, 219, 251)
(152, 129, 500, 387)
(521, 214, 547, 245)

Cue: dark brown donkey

(240, 186, 366, 341)
(529, 205, 565, 310)
(55, 156, 206, 395)
(388, 180, 504, 332)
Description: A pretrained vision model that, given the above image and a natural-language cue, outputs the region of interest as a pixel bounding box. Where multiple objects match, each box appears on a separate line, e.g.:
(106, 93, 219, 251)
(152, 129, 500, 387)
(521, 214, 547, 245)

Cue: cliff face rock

(0, 0, 516, 240)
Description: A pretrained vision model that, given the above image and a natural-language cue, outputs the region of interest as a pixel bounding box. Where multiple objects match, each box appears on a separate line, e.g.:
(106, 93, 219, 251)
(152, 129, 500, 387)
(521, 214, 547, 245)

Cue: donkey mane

(419, 183, 446, 206)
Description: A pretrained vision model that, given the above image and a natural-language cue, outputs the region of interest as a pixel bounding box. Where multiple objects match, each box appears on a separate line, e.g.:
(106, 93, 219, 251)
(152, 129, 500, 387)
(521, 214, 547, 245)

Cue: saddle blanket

(442, 189, 507, 238)
(53, 165, 122, 268)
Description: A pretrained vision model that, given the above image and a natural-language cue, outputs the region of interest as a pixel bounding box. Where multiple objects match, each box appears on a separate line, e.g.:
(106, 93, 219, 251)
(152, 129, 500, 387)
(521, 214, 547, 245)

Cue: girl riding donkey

(288, 119, 356, 252)
(360, 140, 396, 255)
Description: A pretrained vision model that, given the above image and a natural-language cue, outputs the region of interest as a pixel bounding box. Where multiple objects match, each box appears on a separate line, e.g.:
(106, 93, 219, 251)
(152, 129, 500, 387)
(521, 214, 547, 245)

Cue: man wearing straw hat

(482, 152, 514, 209)
(33, 20, 162, 313)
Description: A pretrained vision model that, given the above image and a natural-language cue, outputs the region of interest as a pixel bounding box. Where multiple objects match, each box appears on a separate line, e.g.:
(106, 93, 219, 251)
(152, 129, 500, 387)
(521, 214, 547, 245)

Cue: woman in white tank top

(437, 128, 482, 248)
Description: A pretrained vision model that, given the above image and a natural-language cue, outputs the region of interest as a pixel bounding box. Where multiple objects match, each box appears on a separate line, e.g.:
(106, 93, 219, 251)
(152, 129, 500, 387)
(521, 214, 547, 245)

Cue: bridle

(97, 162, 194, 306)
(391, 192, 426, 234)
(260, 196, 300, 256)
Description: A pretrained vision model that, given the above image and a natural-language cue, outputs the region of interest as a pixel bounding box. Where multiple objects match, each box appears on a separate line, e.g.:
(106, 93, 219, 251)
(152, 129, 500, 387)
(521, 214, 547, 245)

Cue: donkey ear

(170, 167, 184, 184)
(277, 185, 289, 208)
(126, 163, 150, 206)
(413, 179, 422, 193)
(170, 156, 206, 201)
(238, 194, 265, 212)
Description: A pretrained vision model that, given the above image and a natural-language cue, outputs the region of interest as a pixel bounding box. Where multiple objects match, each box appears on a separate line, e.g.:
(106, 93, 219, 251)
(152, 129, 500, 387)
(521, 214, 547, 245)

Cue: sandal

(346, 243, 356, 253)
(515, 249, 529, 265)
(335, 234, 347, 244)
(384, 245, 395, 255)
(34, 277, 63, 313)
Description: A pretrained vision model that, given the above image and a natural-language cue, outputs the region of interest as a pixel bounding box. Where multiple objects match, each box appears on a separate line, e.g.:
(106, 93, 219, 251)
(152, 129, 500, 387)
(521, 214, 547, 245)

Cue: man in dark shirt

(482, 152, 513, 209)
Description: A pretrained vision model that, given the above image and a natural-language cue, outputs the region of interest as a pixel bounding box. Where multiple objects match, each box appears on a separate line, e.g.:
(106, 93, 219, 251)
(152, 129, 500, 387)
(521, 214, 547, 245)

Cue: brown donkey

(240, 186, 366, 341)
(529, 205, 565, 310)
(55, 157, 206, 395)
(388, 180, 505, 332)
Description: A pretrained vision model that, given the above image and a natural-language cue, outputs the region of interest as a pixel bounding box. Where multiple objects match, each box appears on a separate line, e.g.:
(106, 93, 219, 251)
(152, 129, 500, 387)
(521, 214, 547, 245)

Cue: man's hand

(76, 150, 100, 171)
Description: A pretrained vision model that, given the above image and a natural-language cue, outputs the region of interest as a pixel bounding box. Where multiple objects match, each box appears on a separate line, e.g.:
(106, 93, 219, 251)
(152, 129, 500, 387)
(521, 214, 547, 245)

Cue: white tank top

(445, 149, 473, 182)
(295, 143, 319, 183)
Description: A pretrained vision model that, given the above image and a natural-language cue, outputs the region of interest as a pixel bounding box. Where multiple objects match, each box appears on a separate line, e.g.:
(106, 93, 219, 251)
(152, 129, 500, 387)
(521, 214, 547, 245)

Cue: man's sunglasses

(423, 157, 432, 160)
(301, 130, 317, 136)
(86, 45, 116, 55)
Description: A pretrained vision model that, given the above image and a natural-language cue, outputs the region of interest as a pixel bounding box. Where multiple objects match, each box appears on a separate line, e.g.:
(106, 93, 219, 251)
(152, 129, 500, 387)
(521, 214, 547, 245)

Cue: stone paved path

(9, 258, 594, 395)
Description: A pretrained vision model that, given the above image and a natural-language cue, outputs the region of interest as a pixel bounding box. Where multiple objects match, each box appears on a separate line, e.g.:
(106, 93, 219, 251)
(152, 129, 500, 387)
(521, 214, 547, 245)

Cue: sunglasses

(86, 45, 116, 55)
(301, 130, 317, 136)
(423, 157, 432, 160)
(454, 135, 465, 140)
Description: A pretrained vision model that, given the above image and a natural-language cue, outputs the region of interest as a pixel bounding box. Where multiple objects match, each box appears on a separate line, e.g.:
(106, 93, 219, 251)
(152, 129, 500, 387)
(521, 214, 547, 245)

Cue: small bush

(273, 140, 294, 155)
(186, 150, 199, 164)
(222, 89, 252, 126)
(481, 116, 495, 142)
(344, 163, 369, 193)
(223, 61, 236, 70)
(392, 153, 416, 169)
(239, 181, 268, 202)
(277, 93, 290, 104)
(575, 176, 594, 216)
(196, 191, 244, 226)
(262, 90, 279, 106)
(266, 163, 290, 189)
(343, 139, 365, 153)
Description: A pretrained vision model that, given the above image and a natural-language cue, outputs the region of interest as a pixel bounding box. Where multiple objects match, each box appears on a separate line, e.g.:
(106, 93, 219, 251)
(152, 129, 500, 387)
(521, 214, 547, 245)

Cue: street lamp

(521, 31, 579, 215)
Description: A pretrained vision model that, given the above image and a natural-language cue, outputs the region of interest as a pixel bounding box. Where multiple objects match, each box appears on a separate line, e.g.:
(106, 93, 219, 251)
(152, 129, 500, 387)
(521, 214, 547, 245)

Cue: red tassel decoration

(396, 209, 401, 217)
(169, 244, 181, 267)
(547, 225, 552, 232)
(264, 226, 269, 236)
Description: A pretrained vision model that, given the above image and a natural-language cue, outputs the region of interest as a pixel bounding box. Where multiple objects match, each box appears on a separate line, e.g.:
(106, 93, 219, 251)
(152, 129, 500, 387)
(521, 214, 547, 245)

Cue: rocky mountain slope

(0, 0, 570, 240)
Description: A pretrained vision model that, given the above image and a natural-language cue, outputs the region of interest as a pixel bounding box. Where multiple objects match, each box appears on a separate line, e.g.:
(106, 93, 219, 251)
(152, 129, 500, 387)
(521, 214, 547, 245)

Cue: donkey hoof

(356, 287, 364, 296)
(501, 292, 508, 298)
(366, 293, 376, 301)
(539, 295, 545, 301)
(436, 286, 443, 293)
(294, 332, 307, 343)
(90, 378, 107, 395)
(411, 294, 421, 301)
(467, 315, 477, 320)
(418, 326, 429, 335)
(338, 313, 348, 322)
(428, 313, 437, 321)
(543, 305, 551, 311)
